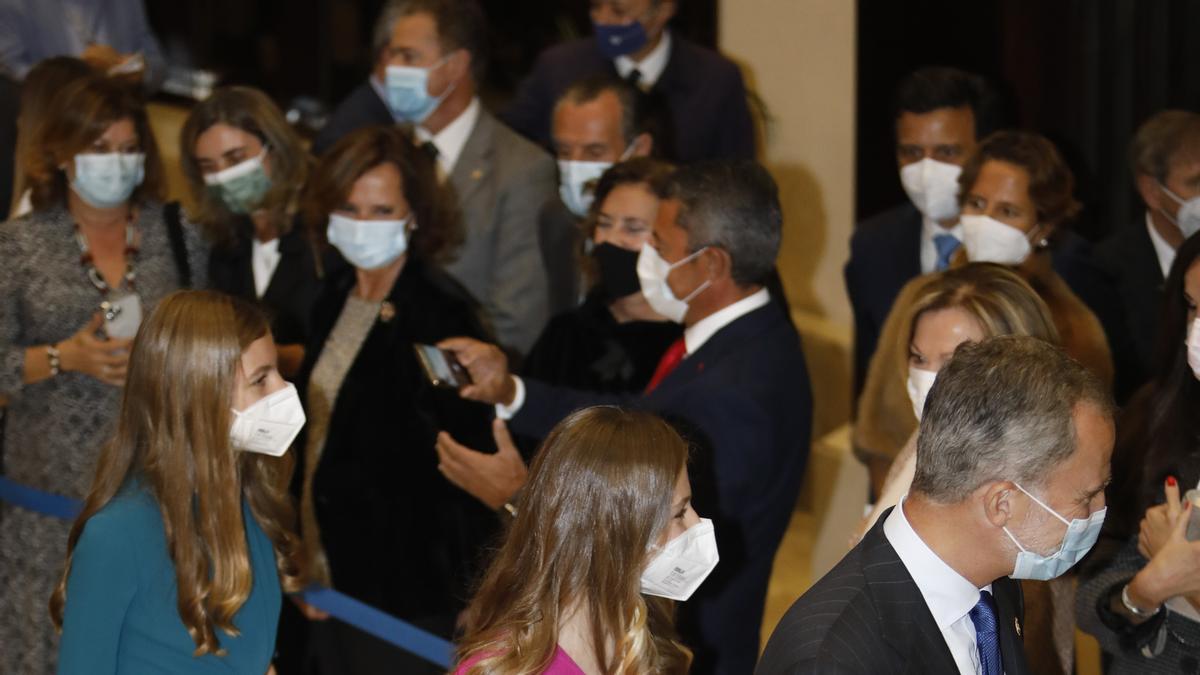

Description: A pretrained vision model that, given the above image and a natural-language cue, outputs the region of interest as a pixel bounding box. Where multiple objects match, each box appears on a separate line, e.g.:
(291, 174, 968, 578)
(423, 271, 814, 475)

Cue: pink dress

(454, 646, 586, 674)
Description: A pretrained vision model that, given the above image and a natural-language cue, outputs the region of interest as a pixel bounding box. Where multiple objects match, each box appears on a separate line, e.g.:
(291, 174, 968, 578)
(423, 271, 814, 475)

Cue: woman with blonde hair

(181, 86, 322, 376)
(51, 290, 305, 673)
(455, 406, 717, 675)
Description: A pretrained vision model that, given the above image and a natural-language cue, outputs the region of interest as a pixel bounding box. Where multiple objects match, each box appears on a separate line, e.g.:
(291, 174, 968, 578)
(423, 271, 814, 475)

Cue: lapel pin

(471, 168, 484, 181)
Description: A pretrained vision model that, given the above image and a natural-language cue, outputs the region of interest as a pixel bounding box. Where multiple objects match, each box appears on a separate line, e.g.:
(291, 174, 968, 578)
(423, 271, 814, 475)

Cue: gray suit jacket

(442, 110, 555, 356)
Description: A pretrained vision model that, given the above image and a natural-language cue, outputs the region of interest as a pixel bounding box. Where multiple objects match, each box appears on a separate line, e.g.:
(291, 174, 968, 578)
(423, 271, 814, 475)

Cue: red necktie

(644, 338, 687, 395)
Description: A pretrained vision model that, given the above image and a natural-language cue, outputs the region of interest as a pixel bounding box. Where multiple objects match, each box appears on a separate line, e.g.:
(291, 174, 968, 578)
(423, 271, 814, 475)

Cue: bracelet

(46, 344, 61, 377)
(1121, 583, 1161, 618)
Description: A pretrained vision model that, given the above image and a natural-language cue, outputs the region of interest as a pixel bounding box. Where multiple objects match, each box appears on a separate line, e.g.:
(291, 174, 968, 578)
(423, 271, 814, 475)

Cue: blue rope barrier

(0, 475, 454, 670)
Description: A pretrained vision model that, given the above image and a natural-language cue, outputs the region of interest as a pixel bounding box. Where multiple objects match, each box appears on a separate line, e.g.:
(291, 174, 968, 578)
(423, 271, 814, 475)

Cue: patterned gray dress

(0, 203, 208, 674)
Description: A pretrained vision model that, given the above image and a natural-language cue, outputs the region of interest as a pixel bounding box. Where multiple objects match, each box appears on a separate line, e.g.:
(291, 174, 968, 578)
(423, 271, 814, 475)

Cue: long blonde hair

(50, 290, 305, 655)
(457, 407, 692, 674)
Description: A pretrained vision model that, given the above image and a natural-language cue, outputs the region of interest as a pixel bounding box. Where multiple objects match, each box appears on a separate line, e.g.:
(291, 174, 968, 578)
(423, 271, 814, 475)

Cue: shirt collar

(614, 29, 672, 88)
(415, 97, 481, 176)
(1145, 210, 1176, 279)
(883, 499, 989, 630)
(683, 287, 770, 355)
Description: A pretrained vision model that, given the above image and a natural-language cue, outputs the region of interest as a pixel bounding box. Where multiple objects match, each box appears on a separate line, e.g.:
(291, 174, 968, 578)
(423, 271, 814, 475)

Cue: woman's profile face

(655, 467, 700, 549)
(194, 122, 269, 177)
(232, 333, 287, 412)
(909, 306, 986, 374)
(1185, 259, 1200, 326)
(961, 160, 1048, 238)
(593, 182, 660, 251)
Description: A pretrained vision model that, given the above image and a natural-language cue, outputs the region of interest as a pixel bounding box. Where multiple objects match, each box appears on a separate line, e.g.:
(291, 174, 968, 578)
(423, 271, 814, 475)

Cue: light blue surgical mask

(1003, 482, 1105, 581)
(70, 152, 145, 208)
(384, 59, 455, 124)
(326, 213, 412, 270)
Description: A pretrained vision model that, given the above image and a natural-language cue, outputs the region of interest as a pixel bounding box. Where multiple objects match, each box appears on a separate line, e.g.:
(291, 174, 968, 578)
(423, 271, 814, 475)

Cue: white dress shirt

(415, 97, 481, 178)
(498, 288, 772, 419)
(884, 500, 994, 675)
(613, 30, 672, 89)
(250, 238, 281, 298)
(920, 216, 965, 274)
(1146, 211, 1176, 279)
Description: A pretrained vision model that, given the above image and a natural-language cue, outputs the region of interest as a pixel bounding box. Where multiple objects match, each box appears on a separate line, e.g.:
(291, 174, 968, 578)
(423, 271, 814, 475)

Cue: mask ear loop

(669, 246, 713, 303)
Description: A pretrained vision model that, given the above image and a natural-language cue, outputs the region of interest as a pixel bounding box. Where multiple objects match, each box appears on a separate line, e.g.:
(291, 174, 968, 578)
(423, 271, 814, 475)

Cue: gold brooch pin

(379, 300, 395, 323)
(471, 168, 484, 181)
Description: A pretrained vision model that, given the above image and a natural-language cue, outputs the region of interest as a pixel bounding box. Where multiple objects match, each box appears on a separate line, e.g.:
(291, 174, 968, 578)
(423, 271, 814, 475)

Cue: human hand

(436, 419, 528, 511)
(1129, 502, 1200, 608)
(58, 313, 132, 386)
(437, 337, 515, 405)
(1139, 476, 1184, 559)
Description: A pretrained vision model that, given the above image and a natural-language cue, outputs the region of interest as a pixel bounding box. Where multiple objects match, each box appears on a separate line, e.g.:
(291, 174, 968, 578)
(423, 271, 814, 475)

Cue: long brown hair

(50, 291, 305, 656)
(457, 407, 692, 674)
(180, 86, 313, 245)
(302, 125, 462, 264)
(22, 73, 163, 211)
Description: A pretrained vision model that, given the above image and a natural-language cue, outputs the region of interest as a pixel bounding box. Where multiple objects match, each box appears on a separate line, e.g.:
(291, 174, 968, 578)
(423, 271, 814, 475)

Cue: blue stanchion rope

(0, 475, 453, 669)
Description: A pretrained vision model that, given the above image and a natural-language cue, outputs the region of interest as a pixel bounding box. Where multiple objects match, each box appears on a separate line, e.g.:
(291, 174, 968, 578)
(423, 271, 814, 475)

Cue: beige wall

(719, 0, 857, 435)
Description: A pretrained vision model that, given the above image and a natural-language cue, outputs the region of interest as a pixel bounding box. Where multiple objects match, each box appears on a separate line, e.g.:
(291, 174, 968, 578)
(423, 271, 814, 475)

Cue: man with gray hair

(1094, 110, 1200, 401)
(437, 160, 812, 674)
(758, 335, 1114, 675)
(314, 0, 556, 356)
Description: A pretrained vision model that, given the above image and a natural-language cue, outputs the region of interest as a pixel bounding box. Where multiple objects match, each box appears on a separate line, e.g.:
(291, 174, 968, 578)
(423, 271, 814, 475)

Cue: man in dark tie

(757, 336, 1114, 675)
(500, 0, 756, 162)
(1093, 110, 1200, 402)
(437, 160, 811, 675)
(313, 0, 557, 357)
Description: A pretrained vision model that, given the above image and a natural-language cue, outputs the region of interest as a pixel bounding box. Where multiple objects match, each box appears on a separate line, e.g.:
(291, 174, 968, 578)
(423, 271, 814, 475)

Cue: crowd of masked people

(1, 0, 1199, 674)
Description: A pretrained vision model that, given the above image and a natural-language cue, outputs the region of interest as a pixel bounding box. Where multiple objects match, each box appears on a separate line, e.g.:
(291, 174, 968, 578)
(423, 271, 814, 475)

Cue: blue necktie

(969, 590, 1002, 675)
(934, 233, 961, 271)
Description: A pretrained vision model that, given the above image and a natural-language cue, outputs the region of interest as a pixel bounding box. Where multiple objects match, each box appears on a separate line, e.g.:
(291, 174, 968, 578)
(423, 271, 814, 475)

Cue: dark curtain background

(857, 0, 1200, 242)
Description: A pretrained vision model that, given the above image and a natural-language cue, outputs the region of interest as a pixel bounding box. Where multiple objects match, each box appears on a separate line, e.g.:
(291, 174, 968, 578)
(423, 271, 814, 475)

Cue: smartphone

(414, 344, 472, 389)
(1186, 488, 1200, 541)
(101, 293, 143, 339)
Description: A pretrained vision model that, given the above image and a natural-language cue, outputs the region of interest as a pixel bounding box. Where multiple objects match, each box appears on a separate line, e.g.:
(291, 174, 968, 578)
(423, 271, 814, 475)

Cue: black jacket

(757, 509, 1031, 675)
(296, 257, 497, 629)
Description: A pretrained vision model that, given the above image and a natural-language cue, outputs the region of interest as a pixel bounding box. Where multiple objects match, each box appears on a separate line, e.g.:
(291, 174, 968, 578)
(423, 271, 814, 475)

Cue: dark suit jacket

(845, 202, 1113, 402)
(500, 36, 756, 162)
(509, 300, 812, 675)
(1092, 220, 1164, 403)
(311, 81, 392, 157)
(538, 196, 583, 316)
(295, 257, 498, 630)
(756, 509, 1031, 675)
(207, 223, 323, 347)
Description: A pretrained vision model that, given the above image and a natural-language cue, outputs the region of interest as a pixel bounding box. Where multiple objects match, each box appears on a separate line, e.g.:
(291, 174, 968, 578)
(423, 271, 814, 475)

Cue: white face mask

(900, 158, 963, 222)
(960, 214, 1033, 266)
(1002, 482, 1105, 581)
(636, 243, 711, 324)
(640, 518, 720, 601)
(230, 382, 306, 457)
(71, 152, 146, 208)
(326, 214, 412, 270)
(1185, 317, 1200, 381)
(1159, 181, 1200, 240)
(906, 366, 938, 421)
(557, 146, 635, 217)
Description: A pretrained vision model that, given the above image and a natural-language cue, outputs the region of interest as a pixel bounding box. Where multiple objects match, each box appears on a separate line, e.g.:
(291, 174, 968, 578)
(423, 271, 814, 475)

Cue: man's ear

(631, 132, 653, 158)
(1137, 172, 1166, 214)
(981, 480, 1018, 529)
(701, 246, 732, 283)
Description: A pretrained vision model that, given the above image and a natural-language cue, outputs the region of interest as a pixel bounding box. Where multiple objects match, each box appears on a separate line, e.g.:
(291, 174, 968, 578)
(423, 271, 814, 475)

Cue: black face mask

(592, 242, 643, 301)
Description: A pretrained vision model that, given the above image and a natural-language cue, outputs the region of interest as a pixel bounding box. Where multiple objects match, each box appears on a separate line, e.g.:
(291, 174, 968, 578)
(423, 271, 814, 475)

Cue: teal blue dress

(56, 485, 282, 674)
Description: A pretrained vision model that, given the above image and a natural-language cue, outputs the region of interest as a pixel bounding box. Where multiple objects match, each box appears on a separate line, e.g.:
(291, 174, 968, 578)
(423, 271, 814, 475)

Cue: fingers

(1173, 501, 1192, 540)
(436, 337, 482, 355)
(492, 418, 518, 455)
(83, 312, 105, 334)
(1167, 476, 1182, 521)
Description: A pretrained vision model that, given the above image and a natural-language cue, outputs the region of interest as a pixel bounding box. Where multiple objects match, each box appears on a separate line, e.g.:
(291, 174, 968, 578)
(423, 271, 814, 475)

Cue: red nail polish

(1167, 476, 1177, 487)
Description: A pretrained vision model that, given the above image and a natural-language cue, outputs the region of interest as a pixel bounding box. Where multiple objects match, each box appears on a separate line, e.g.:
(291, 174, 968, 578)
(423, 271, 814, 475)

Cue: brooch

(379, 300, 396, 323)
